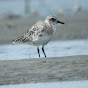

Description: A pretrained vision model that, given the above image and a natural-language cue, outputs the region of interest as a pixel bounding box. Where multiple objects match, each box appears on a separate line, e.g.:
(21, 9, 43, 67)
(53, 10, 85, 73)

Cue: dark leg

(37, 46, 40, 58)
(42, 45, 46, 57)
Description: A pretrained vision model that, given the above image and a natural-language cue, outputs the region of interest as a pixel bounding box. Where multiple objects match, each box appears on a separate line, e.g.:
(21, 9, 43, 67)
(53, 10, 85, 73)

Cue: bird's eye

(51, 18, 56, 21)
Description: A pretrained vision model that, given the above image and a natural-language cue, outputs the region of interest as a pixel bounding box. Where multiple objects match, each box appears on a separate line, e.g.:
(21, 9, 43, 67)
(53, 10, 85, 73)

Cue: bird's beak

(57, 20, 64, 24)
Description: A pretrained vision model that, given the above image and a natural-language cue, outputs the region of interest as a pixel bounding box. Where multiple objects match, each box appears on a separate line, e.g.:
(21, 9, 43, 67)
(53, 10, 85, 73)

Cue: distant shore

(0, 55, 88, 85)
(0, 14, 88, 44)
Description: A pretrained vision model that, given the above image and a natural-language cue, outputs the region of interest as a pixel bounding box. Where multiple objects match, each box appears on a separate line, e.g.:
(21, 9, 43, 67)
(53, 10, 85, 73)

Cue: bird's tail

(12, 39, 20, 44)
(12, 36, 23, 44)
(12, 35, 31, 44)
(12, 40, 16, 44)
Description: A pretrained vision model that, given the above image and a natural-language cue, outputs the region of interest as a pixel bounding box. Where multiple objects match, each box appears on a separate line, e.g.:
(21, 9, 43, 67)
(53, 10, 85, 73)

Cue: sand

(0, 55, 88, 85)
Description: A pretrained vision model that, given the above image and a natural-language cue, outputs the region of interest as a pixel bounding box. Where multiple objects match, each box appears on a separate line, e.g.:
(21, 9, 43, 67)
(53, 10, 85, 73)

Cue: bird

(12, 15, 64, 58)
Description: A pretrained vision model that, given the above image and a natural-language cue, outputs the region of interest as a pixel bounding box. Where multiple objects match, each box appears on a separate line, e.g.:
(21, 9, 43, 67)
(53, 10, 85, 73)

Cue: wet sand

(0, 55, 88, 85)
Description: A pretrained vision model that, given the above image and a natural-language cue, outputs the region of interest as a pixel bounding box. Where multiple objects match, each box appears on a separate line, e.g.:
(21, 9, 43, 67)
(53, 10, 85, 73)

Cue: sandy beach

(0, 55, 88, 85)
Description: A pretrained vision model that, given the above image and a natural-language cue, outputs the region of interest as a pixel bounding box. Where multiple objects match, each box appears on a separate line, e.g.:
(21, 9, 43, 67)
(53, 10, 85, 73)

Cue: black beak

(57, 20, 64, 24)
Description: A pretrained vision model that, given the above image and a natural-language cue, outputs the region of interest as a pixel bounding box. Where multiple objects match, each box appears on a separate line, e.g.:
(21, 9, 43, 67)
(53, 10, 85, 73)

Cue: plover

(12, 15, 64, 58)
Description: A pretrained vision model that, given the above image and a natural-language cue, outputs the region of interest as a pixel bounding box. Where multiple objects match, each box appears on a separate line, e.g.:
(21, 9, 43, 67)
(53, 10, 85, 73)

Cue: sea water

(0, 80, 88, 88)
(0, 40, 88, 60)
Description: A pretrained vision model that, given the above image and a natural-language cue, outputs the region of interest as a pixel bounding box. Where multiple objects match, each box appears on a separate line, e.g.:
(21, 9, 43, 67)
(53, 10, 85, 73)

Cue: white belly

(30, 35, 53, 46)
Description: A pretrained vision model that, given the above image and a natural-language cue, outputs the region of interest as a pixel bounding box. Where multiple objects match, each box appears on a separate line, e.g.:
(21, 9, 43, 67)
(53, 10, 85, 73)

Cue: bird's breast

(52, 24, 56, 35)
(31, 35, 53, 46)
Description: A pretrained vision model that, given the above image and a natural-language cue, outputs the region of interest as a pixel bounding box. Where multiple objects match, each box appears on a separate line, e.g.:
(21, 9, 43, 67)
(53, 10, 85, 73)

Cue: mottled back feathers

(13, 21, 54, 43)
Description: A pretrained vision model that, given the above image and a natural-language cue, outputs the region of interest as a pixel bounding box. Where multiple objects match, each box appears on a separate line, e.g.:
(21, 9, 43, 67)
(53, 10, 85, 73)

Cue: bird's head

(45, 15, 64, 25)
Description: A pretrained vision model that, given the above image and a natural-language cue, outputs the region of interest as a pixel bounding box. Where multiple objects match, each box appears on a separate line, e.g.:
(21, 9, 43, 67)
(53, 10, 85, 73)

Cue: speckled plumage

(13, 21, 54, 44)
(12, 15, 64, 57)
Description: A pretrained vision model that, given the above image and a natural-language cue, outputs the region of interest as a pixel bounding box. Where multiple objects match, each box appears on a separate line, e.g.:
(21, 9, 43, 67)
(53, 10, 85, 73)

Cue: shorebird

(12, 15, 64, 58)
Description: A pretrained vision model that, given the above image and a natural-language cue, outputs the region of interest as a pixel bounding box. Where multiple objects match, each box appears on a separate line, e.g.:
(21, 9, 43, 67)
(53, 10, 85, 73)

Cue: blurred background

(0, 0, 88, 44)
(0, 0, 88, 16)
(0, 0, 88, 59)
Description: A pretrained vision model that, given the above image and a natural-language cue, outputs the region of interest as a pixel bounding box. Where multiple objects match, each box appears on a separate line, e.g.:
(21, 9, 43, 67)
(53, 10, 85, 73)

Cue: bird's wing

(12, 21, 46, 43)
(12, 21, 53, 43)
(30, 21, 53, 37)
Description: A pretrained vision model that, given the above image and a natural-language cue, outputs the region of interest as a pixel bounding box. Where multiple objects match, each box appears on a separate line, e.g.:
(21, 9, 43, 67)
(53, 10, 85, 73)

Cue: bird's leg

(37, 46, 40, 58)
(42, 45, 46, 57)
